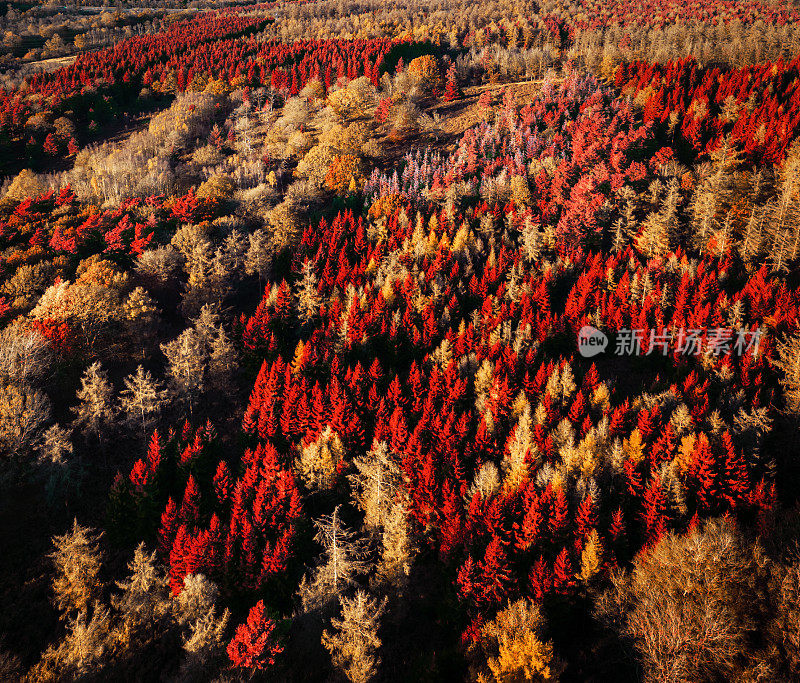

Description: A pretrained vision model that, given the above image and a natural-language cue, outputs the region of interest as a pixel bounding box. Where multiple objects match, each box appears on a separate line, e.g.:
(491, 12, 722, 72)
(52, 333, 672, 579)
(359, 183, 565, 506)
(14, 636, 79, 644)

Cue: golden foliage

(49, 520, 104, 616)
(407, 55, 442, 92)
(622, 428, 645, 465)
(578, 530, 604, 582)
(325, 154, 365, 195)
(296, 426, 345, 491)
(477, 599, 563, 682)
(296, 144, 336, 183)
(368, 193, 404, 221)
(327, 77, 377, 120)
(196, 174, 235, 201)
(5, 169, 45, 201)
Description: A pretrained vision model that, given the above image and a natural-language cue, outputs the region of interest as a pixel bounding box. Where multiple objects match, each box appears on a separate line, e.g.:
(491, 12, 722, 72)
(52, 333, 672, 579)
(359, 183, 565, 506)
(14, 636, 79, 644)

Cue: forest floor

(430, 78, 550, 137)
(25, 55, 77, 73)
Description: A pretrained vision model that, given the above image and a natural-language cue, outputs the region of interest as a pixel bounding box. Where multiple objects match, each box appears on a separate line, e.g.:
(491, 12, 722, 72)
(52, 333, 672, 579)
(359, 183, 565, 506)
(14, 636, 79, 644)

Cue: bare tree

(0, 325, 54, 386)
(597, 519, 774, 683)
(299, 506, 369, 612)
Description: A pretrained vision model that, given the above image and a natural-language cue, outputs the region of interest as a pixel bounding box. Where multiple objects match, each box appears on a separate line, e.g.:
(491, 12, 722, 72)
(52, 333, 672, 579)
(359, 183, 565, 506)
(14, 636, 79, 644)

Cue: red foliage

(615, 57, 800, 164)
(227, 600, 283, 671)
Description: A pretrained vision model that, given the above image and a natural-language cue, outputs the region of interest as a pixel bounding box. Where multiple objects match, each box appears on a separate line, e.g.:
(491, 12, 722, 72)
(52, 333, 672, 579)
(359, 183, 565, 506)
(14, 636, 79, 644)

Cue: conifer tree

(162, 330, 205, 417)
(348, 440, 401, 529)
(72, 362, 116, 450)
(296, 259, 322, 323)
(50, 520, 104, 616)
(443, 63, 460, 102)
(299, 506, 369, 612)
(227, 600, 283, 673)
(322, 590, 386, 683)
(119, 366, 168, 439)
(476, 599, 563, 682)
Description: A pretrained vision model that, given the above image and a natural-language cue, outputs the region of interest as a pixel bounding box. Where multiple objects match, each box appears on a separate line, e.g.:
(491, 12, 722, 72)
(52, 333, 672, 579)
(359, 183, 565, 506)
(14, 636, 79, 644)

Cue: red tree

(227, 600, 283, 671)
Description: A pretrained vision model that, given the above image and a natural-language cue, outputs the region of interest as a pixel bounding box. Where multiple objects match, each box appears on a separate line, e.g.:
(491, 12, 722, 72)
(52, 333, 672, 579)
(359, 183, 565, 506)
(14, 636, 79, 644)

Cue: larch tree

(28, 605, 113, 681)
(72, 362, 116, 450)
(50, 520, 104, 617)
(475, 599, 563, 682)
(0, 325, 54, 387)
(122, 287, 161, 359)
(245, 228, 273, 288)
(119, 366, 169, 440)
(502, 404, 535, 491)
(636, 178, 681, 258)
(348, 440, 402, 529)
(207, 326, 238, 399)
(173, 573, 230, 680)
(772, 330, 800, 414)
(297, 427, 346, 492)
(0, 381, 52, 458)
(111, 543, 172, 647)
(766, 143, 800, 272)
(295, 259, 322, 324)
(322, 590, 386, 683)
(36, 424, 76, 504)
(375, 502, 415, 590)
(299, 506, 369, 612)
(161, 329, 206, 418)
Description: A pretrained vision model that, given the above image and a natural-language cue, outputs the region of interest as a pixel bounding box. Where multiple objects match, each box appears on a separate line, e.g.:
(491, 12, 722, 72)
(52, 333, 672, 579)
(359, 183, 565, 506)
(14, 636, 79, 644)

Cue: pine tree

(322, 590, 386, 683)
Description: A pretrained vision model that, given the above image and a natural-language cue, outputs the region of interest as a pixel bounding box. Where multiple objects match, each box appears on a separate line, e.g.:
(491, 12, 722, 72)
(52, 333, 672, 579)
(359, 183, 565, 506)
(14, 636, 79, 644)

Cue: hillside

(0, 0, 800, 681)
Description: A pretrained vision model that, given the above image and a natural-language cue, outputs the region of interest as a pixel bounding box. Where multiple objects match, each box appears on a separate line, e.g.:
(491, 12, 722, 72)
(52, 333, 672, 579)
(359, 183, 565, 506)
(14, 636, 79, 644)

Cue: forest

(1, 0, 800, 680)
